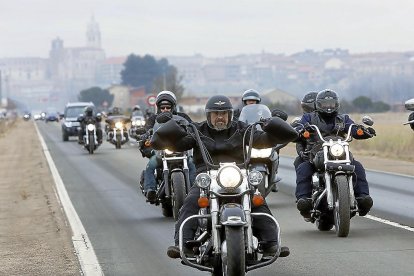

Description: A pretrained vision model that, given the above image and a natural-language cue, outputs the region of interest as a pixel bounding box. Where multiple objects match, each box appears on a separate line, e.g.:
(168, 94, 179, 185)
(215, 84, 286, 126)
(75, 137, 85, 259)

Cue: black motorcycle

(105, 116, 130, 149)
(78, 115, 100, 154)
(298, 116, 375, 237)
(139, 115, 192, 220)
(176, 121, 284, 276)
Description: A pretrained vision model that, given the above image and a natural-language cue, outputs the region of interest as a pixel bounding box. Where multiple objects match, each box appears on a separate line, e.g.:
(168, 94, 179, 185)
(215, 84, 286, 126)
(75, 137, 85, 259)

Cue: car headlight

(330, 143, 345, 158)
(249, 147, 272, 158)
(217, 164, 243, 190)
(131, 121, 136, 126)
(195, 173, 211, 189)
(164, 149, 174, 155)
(248, 170, 263, 186)
(87, 124, 95, 131)
(115, 122, 123, 129)
(64, 122, 72, 127)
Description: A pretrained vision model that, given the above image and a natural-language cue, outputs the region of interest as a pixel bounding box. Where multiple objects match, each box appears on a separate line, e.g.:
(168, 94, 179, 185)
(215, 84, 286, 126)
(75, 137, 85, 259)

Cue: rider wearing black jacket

(150, 95, 299, 259)
(295, 89, 375, 219)
(139, 91, 196, 202)
(78, 106, 103, 144)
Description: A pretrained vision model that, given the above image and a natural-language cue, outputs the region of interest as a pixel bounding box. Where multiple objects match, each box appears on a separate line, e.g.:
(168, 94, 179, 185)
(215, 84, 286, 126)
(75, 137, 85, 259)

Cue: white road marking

(365, 215, 414, 232)
(34, 123, 104, 276)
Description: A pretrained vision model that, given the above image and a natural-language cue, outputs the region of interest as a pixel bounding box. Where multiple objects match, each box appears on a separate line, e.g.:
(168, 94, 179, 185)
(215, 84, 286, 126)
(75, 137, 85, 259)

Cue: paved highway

(38, 122, 414, 276)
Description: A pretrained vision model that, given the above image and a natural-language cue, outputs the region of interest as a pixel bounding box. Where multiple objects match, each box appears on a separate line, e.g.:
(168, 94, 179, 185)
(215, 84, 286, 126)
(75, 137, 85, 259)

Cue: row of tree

(78, 54, 184, 108)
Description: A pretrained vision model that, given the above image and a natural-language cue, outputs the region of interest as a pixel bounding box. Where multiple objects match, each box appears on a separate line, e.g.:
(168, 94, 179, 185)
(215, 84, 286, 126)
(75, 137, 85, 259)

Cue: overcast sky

(1, 0, 414, 58)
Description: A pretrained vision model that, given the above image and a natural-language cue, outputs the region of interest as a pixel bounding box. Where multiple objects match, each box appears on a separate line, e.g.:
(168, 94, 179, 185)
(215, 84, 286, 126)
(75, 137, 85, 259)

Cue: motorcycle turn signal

(198, 197, 209, 208)
(252, 194, 265, 207)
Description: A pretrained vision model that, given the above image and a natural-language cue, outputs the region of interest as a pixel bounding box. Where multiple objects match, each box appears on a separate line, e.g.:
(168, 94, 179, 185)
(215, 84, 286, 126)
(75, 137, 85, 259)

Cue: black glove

(367, 127, 376, 136)
(271, 109, 288, 121)
(156, 111, 173, 123)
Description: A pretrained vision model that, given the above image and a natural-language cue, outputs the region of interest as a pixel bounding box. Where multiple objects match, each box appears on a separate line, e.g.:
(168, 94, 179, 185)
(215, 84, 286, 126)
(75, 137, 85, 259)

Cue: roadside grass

(351, 112, 414, 162)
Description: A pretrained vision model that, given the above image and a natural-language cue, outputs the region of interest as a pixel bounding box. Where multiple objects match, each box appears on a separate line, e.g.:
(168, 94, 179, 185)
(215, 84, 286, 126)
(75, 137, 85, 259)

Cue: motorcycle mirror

(362, 115, 374, 126)
(77, 115, 84, 122)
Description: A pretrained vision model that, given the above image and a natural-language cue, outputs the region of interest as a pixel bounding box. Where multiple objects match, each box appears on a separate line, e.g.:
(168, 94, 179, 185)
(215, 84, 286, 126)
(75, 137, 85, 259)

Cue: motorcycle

(105, 116, 130, 149)
(298, 115, 375, 237)
(129, 116, 147, 140)
(238, 104, 285, 197)
(77, 115, 100, 154)
(139, 115, 192, 220)
(177, 121, 283, 276)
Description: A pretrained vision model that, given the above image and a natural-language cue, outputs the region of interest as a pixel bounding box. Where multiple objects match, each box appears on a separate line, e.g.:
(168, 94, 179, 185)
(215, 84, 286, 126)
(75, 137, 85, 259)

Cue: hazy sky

(1, 0, 414, 58)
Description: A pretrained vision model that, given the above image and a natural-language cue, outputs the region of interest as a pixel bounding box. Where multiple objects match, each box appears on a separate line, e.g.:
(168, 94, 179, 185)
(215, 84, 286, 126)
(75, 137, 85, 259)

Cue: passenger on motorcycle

(140, 91, 196, 203)
(78, 106, 103, 145)
(295, 89, 375, 219)
(152, 95, 298, 259)
(293, 91, 318, 169)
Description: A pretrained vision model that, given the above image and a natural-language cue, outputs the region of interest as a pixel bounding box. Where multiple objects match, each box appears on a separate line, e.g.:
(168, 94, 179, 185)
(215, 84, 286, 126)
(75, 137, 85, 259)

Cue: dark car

(61, 102, 95, 141)
(45, 112, 59, 122)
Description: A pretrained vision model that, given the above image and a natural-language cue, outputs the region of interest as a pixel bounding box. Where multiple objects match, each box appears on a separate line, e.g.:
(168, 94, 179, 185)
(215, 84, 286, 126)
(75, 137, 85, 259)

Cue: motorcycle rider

(78, 106, 103, 145)
(295, 89, 375, 219)
(105, 106, 131, 140)
(233, 89, 262, 119)
(150, 95, 298, 259)
(140, 91, 196, 202)
(293, 91, 318, 169)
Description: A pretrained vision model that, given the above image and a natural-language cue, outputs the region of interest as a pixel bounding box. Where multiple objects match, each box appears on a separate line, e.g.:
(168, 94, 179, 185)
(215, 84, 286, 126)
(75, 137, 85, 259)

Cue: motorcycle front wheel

(88, 134, 94, 154)
(171, 171, 186, 221)
(333, 175, 351, 237)
(223, 226, 245, 276)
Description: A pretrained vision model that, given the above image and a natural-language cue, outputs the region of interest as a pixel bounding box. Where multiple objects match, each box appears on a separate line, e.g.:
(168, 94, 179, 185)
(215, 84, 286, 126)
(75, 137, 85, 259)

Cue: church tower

(86, 16, 101, 48)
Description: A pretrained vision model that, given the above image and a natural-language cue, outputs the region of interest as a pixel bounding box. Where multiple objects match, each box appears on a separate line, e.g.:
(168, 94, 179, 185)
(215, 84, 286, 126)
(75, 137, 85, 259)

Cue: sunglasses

(159, 106, 172, 110)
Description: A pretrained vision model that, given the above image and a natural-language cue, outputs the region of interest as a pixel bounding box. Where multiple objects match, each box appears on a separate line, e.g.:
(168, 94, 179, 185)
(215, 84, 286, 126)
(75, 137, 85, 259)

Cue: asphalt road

(38, 122, 414, 276)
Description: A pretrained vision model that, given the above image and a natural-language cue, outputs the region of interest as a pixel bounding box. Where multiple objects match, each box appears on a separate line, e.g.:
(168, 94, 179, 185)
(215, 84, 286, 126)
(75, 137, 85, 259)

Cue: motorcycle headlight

(164, 149, 174, 155)
(217, 164, 243, 190)
(195, 173, 211, 189)
(330, 143, 345, 158)
(87, 124, 95, 131)
(248, 170, 263, 186)
(115, 122, 123, 129)
(249, 147, 272, 158)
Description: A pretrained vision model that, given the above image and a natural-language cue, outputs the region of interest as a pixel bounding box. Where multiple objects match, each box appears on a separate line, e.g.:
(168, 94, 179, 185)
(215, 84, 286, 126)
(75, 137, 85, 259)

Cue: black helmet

(84, 106, 94, 117)
(156, 91, 177, 113)
(315, 89, 340, 115)
(242, 89, 261, 106)
(301, 91, 318, 113)
(205, 95, 234, 130)
(111, 107, 120, 115)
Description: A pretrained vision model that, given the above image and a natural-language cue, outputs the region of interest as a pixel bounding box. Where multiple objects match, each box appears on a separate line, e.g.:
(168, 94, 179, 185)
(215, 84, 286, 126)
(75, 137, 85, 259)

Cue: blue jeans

(295, 159, 369, 199)
(144, 155, 196, 192)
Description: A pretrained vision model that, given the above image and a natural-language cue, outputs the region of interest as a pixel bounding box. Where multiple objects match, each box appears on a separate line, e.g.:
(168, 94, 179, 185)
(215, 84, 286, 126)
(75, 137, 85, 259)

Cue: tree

(153, 59, 185, 100)
(121, 54, 161, 93)
(352, 96, 373, 112)
(78, 87, 114, 108)
(121, 54, 184, 97)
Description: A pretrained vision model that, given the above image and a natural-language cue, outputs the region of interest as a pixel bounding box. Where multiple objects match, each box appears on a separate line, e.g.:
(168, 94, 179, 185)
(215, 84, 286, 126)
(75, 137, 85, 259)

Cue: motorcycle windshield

(238, 104, 272, 125)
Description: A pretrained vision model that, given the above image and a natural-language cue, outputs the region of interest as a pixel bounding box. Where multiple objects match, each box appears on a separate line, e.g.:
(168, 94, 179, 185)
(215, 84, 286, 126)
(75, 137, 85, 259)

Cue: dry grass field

(350, 112, 414, 162)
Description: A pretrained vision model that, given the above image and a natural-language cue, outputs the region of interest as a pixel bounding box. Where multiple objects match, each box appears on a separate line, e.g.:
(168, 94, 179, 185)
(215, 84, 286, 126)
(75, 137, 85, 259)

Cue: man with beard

(150, 95, 298, 259)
